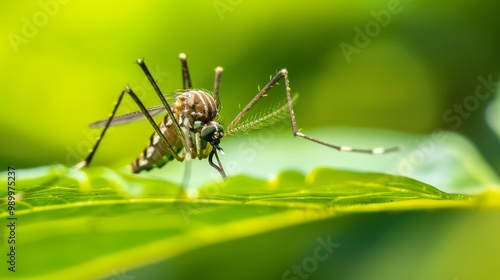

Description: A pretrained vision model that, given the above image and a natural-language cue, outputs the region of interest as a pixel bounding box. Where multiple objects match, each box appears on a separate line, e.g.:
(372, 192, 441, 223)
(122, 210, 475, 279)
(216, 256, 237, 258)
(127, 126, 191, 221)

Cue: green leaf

(184, 127, 499, 193)
(1, 165, 499, 279)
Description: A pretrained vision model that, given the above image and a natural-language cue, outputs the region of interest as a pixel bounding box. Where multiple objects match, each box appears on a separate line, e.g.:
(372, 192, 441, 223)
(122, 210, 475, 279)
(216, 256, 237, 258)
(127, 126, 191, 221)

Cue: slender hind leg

(227, 69, 399, 154)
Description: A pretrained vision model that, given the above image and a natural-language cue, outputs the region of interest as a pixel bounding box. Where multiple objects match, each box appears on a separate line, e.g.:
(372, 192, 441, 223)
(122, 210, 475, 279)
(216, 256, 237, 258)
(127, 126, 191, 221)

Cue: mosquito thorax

(201, 122, 224, 145)
(176, 89, 218, 123)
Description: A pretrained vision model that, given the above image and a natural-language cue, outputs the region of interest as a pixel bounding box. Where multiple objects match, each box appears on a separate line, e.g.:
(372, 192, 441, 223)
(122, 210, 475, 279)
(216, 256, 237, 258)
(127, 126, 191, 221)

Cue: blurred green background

(1, 0, 499, 173)
(1, 1, 500, 279)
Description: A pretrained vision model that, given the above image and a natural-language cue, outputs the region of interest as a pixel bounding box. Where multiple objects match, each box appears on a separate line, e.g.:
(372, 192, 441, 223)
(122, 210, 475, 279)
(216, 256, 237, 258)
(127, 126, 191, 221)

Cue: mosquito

(75, 53, 399, 180)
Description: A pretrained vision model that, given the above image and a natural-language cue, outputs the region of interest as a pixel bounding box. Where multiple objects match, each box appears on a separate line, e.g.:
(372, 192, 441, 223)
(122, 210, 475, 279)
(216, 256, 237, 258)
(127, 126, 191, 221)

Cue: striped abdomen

(130, 89, 218, 173)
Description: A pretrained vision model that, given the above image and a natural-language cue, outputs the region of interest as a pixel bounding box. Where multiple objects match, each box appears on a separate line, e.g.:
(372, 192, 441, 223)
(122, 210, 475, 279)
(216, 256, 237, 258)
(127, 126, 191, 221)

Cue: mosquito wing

(89, 105, 167, 127)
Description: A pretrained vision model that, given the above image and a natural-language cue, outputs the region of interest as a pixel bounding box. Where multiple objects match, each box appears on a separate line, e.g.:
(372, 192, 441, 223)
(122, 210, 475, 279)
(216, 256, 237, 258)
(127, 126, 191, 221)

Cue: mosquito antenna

(213, 66, 223, 109)
(179, 53, 192, 89)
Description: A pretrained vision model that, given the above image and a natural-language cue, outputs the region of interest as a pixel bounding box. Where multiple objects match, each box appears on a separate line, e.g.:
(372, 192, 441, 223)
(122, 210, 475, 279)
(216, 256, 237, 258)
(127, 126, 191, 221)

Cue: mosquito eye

(201, 125, 224, 142)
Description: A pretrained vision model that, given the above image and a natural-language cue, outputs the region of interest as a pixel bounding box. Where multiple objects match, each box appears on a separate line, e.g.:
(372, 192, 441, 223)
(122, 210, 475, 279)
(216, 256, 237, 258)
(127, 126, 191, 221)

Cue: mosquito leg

(228, 69, 399, 154)
(125, 86, 186, 160)
(227, 70, 286, 131)
(136, 58, 188, 154)
(74, 89, 127, 169)
(180, 134, 196, 186)
(213, 66, 223, 108)
(177, 53, 197, 186)
(179, 53, 193, 89)
(194, 132, 203, 160)
(75, 86, 183, 169)
(181, 158, 192, 189)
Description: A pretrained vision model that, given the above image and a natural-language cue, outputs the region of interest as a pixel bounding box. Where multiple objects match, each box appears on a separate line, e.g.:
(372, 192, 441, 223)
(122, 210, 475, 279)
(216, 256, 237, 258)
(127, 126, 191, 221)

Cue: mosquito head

(202, 122, 225, 161)
(201, 122, 225, 150)
(203, 122, 227, 179)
